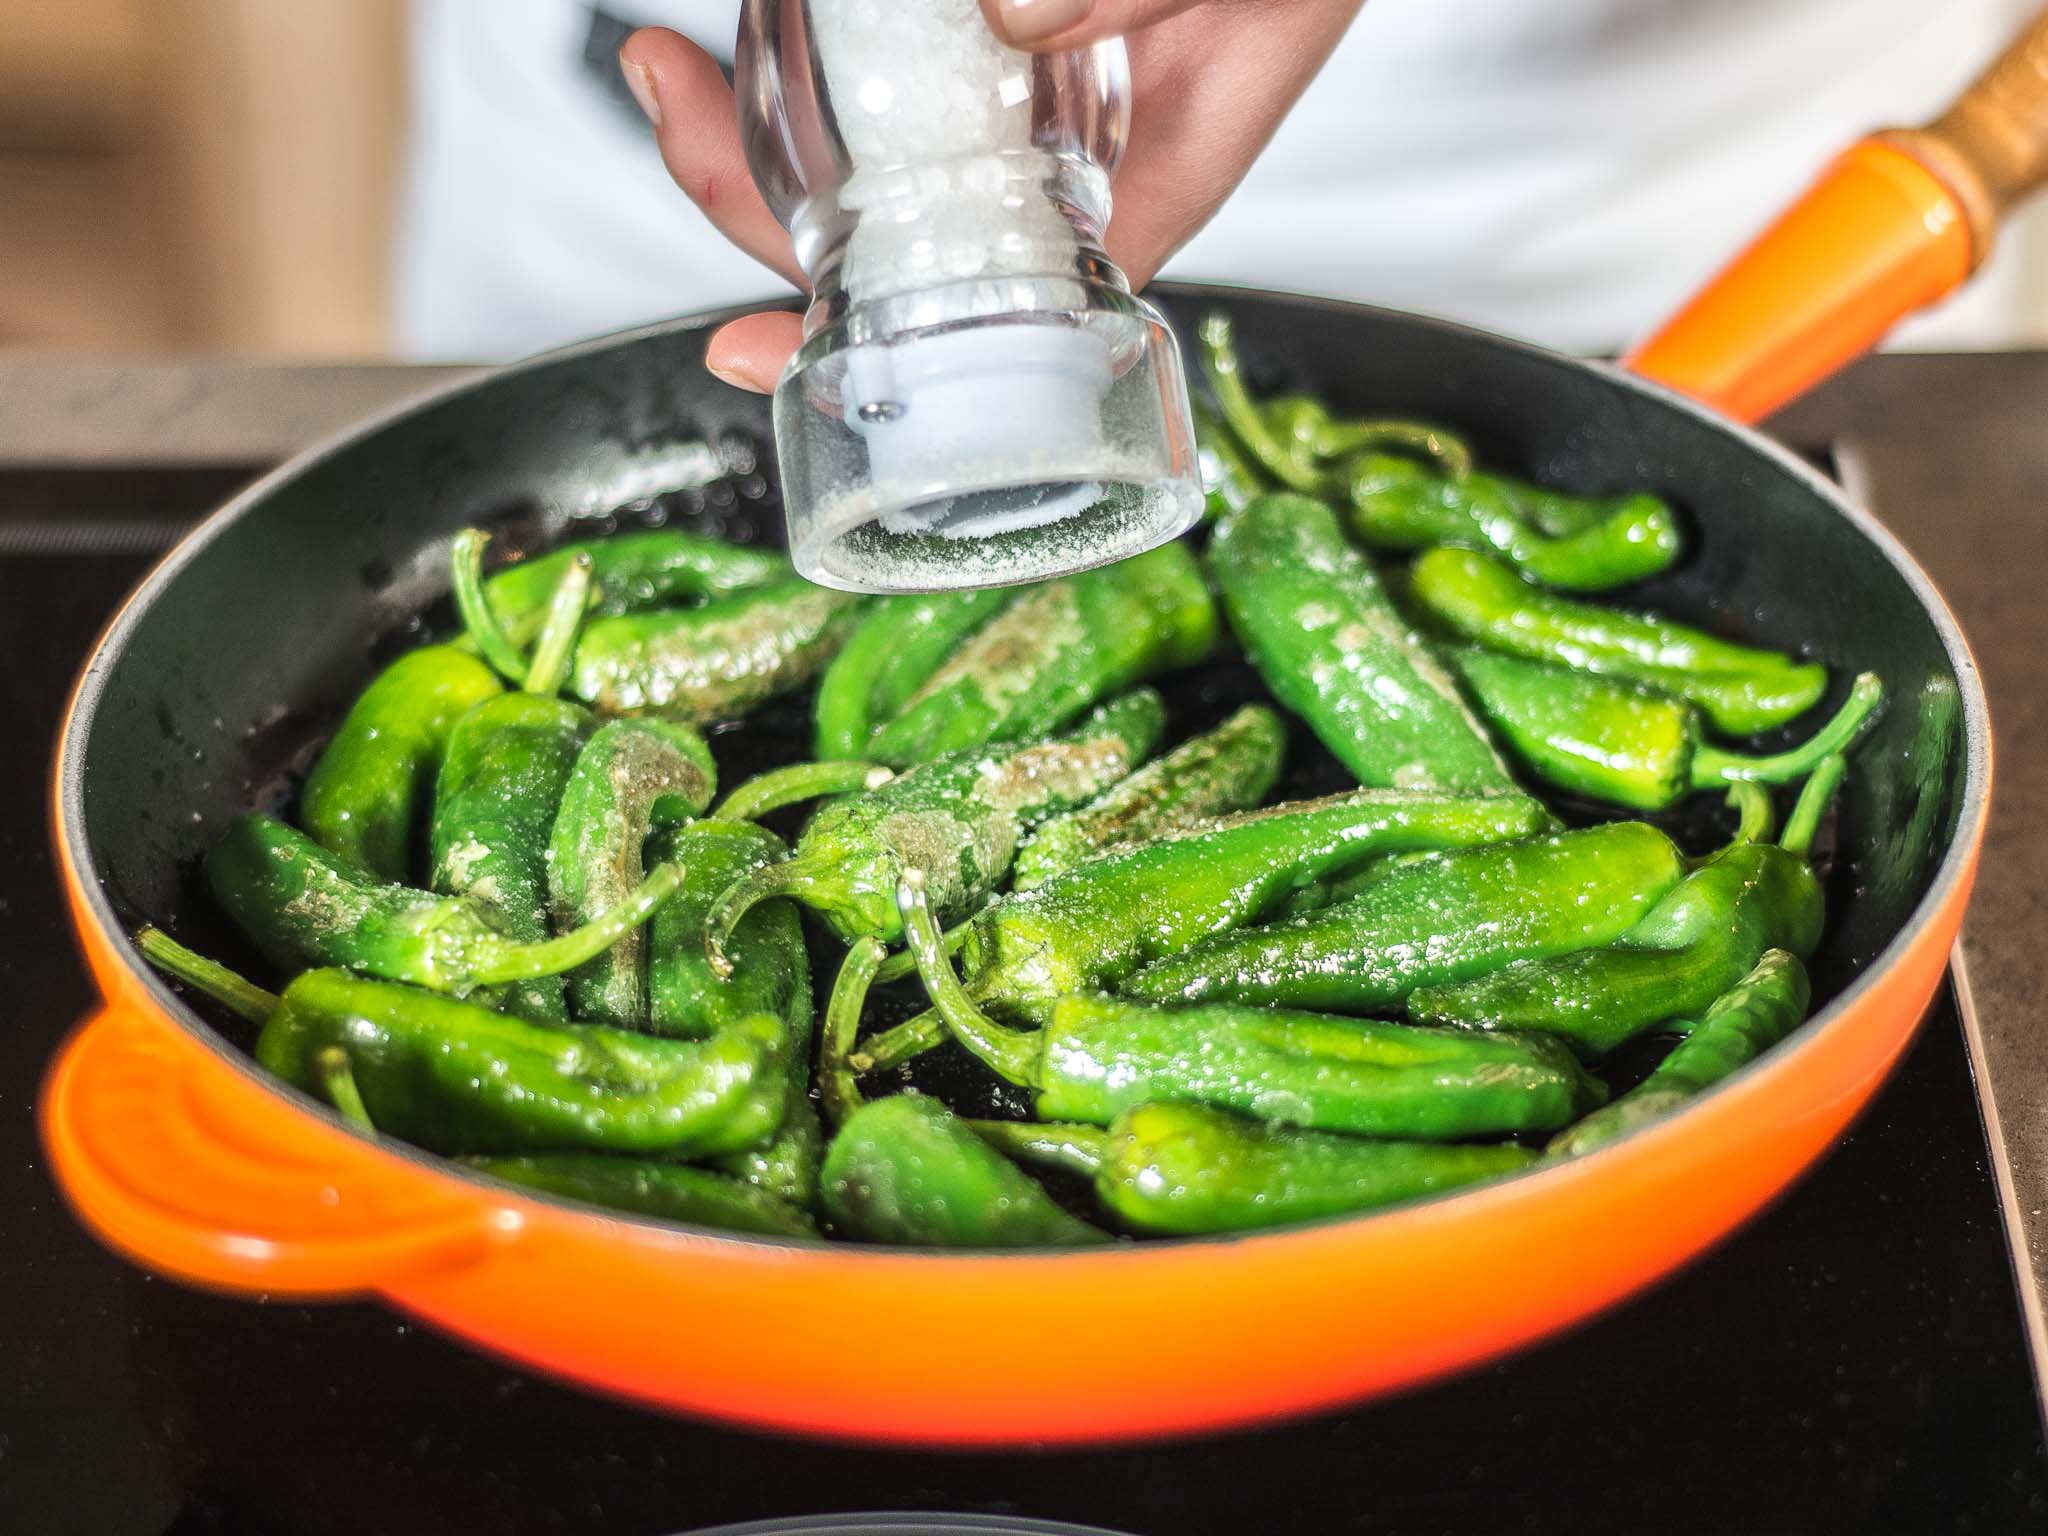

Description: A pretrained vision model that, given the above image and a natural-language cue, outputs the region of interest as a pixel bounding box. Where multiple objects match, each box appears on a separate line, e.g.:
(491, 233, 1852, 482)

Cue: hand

(619, 0, 1365, 392)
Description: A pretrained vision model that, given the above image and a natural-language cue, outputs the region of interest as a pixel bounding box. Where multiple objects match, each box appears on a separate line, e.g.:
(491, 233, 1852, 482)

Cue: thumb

(981, 0, 1209, 49)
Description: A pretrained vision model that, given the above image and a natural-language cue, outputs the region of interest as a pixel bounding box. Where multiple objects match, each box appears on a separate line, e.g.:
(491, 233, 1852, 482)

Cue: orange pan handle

(40, 994, 520, 1297)
(1626, 7, 2048, 422)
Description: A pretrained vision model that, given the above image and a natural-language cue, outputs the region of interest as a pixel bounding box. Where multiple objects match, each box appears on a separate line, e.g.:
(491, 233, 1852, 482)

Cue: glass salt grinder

(734, 0, 1204, 592)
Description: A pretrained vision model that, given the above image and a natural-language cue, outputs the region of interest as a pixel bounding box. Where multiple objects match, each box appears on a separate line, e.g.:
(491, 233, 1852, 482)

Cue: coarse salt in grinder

(735, 0, 1204, 592)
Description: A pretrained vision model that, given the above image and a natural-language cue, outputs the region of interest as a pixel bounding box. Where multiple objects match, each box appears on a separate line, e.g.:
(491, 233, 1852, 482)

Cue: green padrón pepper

(1267, 393, 1475, 483)
(1210, 492, 1519, 793)
(854, 787, 1553, 1070)
(708, 689, 1164, 962)
(1010, 702, 1287, 891)
(706, 1097, 823, 1207)
(256, 969, 776, 1156)
(812, 588, 1015, 760)
(484, 528, 788, 645)
(1497, 475, 1646, 539)
(896, 871, 1602, 1137)
(299, 645, 503, 882)
(150, 919, 817, 1221)
(428, 692, 595, 1018)
(1548, 949, 1812, 1159)
(864, 542, 1216, 768)
(1123, 821, 1689, 1013)
(570, 577, 863, 718)
(1409, 760, 1842, 1056)
(462, 1154, 816, 1237)
(648, 819, 806, 1039)
(548, 717, 716, 1025)
(978, 1104, 1536, 1236)
(1451, 649, 1883, 812)
(1344, 454, 1682, 593)
(819, 1094, 1107, 1247)
(1411, 546, 1829, 735)
(646, 817, 816, 1165)
(210, 813, 682, 998)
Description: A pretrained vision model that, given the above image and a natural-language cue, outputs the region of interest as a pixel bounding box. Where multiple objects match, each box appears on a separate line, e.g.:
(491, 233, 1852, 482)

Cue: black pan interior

(63, 285, 1982, 1112)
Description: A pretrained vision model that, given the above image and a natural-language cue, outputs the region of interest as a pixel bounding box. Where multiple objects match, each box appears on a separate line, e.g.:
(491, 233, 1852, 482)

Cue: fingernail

(997, 0, 1091, 46)
(706, 359, 766, 393)
(621, 56, 661, 130)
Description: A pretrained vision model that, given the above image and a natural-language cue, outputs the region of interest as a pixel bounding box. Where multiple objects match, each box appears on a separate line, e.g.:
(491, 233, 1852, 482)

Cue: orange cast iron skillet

(41, 287, 1989, 1445)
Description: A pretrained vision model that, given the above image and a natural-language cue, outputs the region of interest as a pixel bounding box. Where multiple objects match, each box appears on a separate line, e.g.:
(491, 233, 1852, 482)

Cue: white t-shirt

(394, 0, 2026, 361)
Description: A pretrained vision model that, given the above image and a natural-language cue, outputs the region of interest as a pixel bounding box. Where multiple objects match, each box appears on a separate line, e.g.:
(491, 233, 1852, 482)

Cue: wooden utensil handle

(1880, 6, 2048, 265)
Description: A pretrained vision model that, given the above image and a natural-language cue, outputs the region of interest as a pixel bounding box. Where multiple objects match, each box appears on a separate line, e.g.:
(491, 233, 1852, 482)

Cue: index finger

(980, 0, 1212, 49)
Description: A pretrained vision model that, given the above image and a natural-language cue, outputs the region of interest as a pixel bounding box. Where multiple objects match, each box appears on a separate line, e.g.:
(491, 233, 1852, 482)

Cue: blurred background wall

(0, 0, 404, 355)
(3, 0, 2046, 360)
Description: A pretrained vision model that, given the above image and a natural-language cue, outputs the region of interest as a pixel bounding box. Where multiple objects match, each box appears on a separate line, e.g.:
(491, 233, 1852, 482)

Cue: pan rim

(51, 282, 1993, 1260)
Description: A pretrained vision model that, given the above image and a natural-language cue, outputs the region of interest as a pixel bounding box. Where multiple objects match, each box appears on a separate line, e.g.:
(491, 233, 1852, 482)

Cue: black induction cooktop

(3, 466, 2043, 1536)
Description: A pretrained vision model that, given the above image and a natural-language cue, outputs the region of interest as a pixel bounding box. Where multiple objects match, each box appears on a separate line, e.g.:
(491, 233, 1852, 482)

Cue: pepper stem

(450, 529, 532, 682)
(316, 1046, 377, 1134)
(703, 855, 819, 981)
(1780, 753, 1849, 861)
(821, 936, 885, 1129)
(1694, 672, 1885, 789)
(521, 552, 594, 696)
(472, 861, 685, 984)
(967, 1119, 1110, 1177)
(894, 868, 1039, 1087)
(712, 760, 893, 823)
(1320, 421, 1473, 479)
(848, 1008, 948, 1074)
(1198, 312, 1318, 494)
(134, 927, 279, 1024)
(873, 921, 966, 985)
(1722, 780, 1776, 852)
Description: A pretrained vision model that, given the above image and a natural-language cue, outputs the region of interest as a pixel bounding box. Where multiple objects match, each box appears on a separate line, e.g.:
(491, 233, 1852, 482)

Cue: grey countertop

(3, 347, 2042, 1383)
(0, 357, 484, 466)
